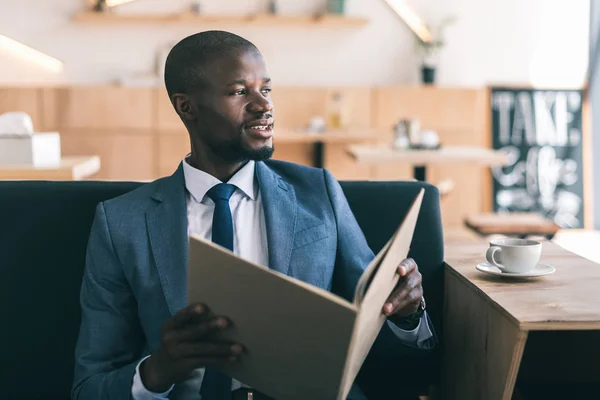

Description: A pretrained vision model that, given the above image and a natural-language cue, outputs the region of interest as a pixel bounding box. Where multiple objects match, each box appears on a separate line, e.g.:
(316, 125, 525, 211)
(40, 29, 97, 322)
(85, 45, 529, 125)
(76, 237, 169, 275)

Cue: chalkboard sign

(491, 87, 584, 228)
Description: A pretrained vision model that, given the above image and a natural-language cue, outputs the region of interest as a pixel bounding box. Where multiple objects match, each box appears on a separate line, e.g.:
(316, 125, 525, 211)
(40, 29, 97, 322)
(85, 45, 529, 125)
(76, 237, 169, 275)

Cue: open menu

(187, 189, 424, 399)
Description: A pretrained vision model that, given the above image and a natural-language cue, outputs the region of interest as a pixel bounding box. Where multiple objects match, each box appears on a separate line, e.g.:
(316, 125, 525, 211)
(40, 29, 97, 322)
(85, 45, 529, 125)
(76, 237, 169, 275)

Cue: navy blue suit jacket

(72, 160, 432, 399)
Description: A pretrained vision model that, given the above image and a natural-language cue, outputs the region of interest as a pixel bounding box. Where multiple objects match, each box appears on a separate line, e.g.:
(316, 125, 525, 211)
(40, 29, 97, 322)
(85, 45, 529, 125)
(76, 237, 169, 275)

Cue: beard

(210, 136, 274, 163)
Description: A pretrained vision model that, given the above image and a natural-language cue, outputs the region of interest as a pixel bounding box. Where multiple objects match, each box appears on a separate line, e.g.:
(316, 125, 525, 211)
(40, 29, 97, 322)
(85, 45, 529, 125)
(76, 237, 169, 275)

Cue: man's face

(186, 48, 275, 163)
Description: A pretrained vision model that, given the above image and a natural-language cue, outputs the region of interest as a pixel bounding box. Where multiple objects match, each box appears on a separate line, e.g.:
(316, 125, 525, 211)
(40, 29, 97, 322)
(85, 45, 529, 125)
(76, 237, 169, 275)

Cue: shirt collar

(182, 157, 257, 203)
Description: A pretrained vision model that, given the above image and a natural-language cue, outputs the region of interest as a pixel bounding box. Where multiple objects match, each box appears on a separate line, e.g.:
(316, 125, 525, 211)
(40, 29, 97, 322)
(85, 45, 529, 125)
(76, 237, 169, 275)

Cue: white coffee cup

(485, 238, 542, 274)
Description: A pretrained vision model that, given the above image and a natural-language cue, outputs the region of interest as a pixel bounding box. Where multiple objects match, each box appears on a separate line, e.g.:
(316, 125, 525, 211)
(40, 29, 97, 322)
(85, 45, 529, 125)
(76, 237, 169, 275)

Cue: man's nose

(247, 93, 273, 113)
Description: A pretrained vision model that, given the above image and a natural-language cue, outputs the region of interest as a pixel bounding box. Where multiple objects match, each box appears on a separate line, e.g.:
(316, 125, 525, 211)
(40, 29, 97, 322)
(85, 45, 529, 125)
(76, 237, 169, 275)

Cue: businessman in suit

(72, 31, 436, 400)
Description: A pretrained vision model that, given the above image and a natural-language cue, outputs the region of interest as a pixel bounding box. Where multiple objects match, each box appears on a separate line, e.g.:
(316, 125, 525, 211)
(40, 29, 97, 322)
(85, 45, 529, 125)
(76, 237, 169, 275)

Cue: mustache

(250, 112, 272, 119)
(244, 113, 274, 126)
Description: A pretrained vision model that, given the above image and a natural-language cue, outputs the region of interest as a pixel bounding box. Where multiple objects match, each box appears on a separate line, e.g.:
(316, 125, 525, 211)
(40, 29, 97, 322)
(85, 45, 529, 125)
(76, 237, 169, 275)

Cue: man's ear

(172, 94, 196, 121)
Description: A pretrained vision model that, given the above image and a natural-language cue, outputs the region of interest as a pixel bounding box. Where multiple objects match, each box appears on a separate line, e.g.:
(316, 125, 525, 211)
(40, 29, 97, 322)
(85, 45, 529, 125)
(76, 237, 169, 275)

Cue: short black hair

(164, 30, 258, 98)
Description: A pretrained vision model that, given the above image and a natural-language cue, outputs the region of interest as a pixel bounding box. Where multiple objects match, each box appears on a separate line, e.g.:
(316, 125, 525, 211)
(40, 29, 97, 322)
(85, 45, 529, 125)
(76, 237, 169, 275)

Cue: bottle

(327, 92, 344, 130)
(407, 119, 421, 147)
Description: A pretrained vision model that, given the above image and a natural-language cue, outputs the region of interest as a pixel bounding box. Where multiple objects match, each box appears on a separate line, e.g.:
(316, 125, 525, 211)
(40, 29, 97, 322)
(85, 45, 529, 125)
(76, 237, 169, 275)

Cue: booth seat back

(0, 180, 443, 399)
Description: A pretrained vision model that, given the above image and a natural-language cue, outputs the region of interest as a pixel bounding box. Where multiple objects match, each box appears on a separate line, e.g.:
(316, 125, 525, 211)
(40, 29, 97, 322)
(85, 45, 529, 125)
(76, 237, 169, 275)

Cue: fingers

(168, 303, 208, 330)
(389, 288, 423, 316)
(181, 356, 241, 371)
(179, 342, 245, 359)
(383, 266, 422, 316)
(397, 258, 417, 277)
(164, 304, 233, 346)
(152, 304, 243, 388)
(176, 316, 229, 343)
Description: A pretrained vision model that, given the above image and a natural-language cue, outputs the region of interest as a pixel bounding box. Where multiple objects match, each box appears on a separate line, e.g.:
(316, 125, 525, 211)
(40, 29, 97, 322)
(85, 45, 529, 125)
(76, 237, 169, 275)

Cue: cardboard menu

(187, 189, 424, 400)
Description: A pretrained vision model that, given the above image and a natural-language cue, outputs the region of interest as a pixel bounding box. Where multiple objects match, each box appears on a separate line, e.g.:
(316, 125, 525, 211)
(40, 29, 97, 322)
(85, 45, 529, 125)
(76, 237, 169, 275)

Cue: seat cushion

(0, 181, 142, 399)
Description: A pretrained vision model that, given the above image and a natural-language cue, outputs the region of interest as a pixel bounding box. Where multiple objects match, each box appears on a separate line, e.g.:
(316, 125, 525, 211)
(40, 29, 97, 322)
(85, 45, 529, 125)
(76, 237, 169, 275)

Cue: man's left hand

(382, 258, 423, 318)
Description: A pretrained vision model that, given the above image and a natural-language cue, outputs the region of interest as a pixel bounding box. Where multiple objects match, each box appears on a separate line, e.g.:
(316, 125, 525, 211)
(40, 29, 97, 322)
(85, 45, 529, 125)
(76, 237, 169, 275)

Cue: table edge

(444, 262, 522, 328)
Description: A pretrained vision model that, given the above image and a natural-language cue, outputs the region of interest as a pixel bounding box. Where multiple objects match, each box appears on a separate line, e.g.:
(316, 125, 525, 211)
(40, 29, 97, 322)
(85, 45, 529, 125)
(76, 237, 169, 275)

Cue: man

(72, 31, 436, 400)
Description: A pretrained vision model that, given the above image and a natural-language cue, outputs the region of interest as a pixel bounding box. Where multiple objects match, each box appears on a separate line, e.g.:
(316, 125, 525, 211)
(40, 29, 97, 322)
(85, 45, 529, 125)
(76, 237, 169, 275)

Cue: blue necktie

(200, 183, 236, 399)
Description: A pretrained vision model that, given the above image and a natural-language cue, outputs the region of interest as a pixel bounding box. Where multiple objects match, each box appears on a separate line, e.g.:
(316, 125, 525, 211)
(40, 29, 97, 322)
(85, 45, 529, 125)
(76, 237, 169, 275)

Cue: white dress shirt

(131, 158, 433, 399)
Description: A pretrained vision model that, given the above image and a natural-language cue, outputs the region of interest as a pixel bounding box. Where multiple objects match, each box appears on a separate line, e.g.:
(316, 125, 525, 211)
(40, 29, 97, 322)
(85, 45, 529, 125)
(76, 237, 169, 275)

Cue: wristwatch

(392, 296, 426, 331)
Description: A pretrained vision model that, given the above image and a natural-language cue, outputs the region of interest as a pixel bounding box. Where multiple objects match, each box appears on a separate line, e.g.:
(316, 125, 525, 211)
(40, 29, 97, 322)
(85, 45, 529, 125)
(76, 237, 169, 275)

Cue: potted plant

(414, 16, 456, 85)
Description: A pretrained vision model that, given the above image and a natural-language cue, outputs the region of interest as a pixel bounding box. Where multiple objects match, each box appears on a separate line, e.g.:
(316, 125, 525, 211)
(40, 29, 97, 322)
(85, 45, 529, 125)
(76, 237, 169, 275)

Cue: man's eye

(261, 88, 272, 94)
(233, 89, 246, 95)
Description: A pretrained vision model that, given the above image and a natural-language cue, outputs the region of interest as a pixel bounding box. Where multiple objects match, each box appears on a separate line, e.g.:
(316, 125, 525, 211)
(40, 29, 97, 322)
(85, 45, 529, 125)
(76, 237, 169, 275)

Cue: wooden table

(0, 156, 100, 180)
(346, 145, 510, 181)
(440, 241, 600, 400)
(465, 212, 561, 239)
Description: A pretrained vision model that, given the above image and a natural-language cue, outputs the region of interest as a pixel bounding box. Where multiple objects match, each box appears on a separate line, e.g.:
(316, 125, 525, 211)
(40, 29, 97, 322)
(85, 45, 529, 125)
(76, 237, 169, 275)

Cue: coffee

(485, 238, 542, 273)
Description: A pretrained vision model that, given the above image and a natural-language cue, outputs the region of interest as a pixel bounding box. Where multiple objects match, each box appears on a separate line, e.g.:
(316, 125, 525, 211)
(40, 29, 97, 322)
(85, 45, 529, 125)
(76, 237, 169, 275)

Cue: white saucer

(476, 262, 555, 278)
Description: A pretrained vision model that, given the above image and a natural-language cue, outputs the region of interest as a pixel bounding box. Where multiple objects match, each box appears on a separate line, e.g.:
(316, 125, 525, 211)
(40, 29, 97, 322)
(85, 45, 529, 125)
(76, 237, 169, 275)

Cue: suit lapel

(256, 162, 297, 276)
(146, 164, 188, 316)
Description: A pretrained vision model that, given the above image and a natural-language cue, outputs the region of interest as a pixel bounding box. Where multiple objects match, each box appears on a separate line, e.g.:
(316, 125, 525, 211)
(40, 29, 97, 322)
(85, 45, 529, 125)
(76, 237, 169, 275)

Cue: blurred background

(0, 0, 597, 254)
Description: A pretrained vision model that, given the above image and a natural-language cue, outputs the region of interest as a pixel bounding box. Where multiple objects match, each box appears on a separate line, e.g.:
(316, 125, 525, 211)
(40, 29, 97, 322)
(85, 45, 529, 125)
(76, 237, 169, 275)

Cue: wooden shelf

(0, 156, 101, 181)
(72, 12, 369, 27)
(276, 129, 379, 144)
(347, 145, 511, 166)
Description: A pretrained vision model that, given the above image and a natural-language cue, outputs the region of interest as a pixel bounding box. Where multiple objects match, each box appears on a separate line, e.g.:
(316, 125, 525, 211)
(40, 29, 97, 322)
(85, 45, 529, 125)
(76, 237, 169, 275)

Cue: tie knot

(207, 183, 236, 202)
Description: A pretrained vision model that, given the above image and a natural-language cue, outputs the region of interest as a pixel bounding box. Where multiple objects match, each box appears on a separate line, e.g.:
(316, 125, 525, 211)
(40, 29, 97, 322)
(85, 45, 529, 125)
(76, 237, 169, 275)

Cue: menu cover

(187, 189, 424, 399)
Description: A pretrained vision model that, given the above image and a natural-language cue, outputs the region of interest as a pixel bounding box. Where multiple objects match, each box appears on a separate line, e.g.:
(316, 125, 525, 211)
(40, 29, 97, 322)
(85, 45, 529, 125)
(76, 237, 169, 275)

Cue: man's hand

(382, 258, 423, 319)
(140, 303, 243, 393)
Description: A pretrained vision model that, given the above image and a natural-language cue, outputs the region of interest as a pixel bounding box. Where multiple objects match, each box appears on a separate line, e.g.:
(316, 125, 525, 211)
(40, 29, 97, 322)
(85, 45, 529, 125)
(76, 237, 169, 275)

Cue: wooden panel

(271, 87, 372, 130)
(271, 88, 327, 129)
(158, 133, 189, 177)
(481, 88, 493, 213)
(39, 87, 58, 131)
(156, 89, 183, 131)
(440, 265, 527, 400)
(60, 130, 154, 181)
(0, 88, 42, 130)
(325, 144, 371, 180)
(2, 85, 498, 193)
(53, 87, 155, 129)
(445, 241, 600, 330)
(372, 86, 489, 227)
(272, 143, 313, 166)
(373, 86, 486, 132)
(325, 87, 372, 129)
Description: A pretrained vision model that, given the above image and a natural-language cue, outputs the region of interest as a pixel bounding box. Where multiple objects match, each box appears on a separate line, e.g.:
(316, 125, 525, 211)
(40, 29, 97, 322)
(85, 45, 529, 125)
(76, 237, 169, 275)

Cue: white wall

(0, 0, 590, 87)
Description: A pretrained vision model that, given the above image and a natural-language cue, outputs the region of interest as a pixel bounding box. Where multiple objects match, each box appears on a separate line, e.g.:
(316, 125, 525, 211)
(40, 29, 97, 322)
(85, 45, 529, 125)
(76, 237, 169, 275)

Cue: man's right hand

(140, 303, 243, 393)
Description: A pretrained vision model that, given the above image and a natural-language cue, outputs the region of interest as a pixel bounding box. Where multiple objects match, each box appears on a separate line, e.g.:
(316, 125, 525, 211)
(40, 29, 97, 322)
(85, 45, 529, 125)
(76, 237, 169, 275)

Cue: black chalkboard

(490, 87, 585, 228)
